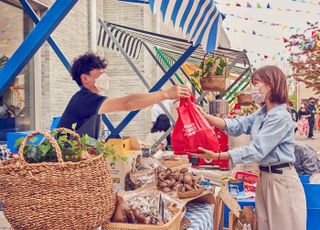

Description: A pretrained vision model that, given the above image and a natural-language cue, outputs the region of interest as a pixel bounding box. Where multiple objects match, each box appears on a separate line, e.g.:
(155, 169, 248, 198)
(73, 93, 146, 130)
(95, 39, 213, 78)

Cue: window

(0, 1, 35, 142)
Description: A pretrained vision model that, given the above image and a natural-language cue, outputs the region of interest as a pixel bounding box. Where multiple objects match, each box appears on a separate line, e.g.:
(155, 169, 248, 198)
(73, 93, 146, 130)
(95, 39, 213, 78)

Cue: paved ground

(1, 133, 320, 229)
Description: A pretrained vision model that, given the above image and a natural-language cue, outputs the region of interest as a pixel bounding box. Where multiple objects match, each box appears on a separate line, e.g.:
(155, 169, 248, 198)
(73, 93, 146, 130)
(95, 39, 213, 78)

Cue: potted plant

(236, 89, 253, 106)
(191, 56, 228, 92)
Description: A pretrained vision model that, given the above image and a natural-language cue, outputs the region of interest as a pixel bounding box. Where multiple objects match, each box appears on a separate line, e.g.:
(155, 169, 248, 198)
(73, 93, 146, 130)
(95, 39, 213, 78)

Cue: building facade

(0, 0, 231, 141)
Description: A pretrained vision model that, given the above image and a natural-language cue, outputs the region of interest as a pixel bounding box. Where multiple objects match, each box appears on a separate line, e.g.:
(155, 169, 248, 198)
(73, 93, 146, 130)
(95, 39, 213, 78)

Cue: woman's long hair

(151, 114, 171, 133)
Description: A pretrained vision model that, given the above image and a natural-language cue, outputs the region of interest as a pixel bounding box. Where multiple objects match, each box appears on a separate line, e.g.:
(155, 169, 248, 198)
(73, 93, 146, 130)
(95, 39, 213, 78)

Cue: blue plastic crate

(301, 178, 320, 230)
(6, 116, 61, 153)
(307, 209, 320, 230)
(303, 183, 320, 209)
(224, 198, 255, 228)
(300, 175, 310, 184)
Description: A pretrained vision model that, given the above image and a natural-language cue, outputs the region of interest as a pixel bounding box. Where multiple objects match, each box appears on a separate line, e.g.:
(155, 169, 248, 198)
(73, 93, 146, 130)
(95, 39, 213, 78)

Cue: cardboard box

(106, 137, 142, 192)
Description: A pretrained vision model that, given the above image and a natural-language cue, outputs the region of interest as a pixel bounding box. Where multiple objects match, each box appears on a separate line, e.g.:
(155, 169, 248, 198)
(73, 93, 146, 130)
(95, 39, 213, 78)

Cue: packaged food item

(135, 156, 161, 170)
(129, 169, 156, 189)
(112, 188, 183, 225)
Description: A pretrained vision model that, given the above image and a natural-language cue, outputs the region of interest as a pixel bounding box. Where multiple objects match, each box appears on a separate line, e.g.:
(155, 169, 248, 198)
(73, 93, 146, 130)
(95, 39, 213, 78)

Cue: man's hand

(164, 85, 191, 100)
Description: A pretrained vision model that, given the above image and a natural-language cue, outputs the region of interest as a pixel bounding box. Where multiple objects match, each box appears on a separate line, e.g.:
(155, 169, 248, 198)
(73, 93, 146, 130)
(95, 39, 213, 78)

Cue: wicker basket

(177, 187, 205, 199)
(102, 208, 182, 230)
(200, 76, 226, 92)
(237, 94, 253, 106)
(0, 131, 116, 230)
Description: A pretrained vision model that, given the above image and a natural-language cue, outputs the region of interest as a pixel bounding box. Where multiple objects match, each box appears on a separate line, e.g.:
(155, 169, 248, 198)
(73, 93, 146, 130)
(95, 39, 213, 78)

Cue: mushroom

(180, 168, 188, 173)
(183, 173, 193, 186)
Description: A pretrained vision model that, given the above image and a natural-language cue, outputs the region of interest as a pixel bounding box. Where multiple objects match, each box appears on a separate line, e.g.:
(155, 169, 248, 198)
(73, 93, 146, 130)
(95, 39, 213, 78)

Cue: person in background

(307, 97, 317, 139)
(293, 142, 320, 175)
(190, 65, 306, 230)
(287, 100, 298, 133)
(298, 103, 310, 140)
(151, 99, 176, 124)
(58, 53, 190, 138)
(144, 114, 171, 151)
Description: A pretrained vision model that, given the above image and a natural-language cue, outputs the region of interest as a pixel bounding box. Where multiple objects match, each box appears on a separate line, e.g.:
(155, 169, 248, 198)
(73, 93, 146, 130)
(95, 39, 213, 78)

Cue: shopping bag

(171, 95, 221, 154)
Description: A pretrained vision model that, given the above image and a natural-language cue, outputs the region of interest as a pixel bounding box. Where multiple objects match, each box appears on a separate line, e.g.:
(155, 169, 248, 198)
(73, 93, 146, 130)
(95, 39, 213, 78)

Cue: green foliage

(191, 56, 227, 80)
(15, 131, 122, 164)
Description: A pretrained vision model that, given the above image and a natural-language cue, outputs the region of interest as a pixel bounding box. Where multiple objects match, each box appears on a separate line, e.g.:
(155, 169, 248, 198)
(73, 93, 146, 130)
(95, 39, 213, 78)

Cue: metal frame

(98, 20, 253, 143)
(0, 0, 115, 135)
(99, 19, 199, 138)
(110, 44, 198, 138)
(0, 0, 77, 95)
(98, 19, 176, 130)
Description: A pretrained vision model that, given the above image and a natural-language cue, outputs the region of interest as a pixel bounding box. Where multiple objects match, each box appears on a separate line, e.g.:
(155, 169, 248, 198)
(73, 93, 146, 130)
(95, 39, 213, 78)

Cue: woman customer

(298, 103, 310, 140)
(190, 65, 306, 230)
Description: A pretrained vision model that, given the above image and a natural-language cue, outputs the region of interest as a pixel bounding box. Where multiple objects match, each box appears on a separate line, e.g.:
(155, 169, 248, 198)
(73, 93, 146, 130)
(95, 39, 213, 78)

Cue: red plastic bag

(171, 95, 221, 154)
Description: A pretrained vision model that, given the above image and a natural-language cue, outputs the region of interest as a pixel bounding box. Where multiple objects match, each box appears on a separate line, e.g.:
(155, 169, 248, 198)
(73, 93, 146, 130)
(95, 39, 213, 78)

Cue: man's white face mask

(95, 72, 109, 95)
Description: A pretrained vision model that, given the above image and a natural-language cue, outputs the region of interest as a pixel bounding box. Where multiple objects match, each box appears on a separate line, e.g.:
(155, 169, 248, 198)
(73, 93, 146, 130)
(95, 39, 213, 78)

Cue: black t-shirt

(58, 87, 106, 138)
(287, 108, 298, 122)
(298, 110, 309, 119)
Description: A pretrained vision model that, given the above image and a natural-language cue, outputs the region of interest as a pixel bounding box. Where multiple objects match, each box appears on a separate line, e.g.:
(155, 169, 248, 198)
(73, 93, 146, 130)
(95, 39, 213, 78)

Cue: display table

(185, 202, 214, 230)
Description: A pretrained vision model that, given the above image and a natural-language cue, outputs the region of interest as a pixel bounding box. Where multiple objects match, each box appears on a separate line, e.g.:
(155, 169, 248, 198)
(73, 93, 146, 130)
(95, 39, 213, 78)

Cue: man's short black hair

(71, 53, 107, 86)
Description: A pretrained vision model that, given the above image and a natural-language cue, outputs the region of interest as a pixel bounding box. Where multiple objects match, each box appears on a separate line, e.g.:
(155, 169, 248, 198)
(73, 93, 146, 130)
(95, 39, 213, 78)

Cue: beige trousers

(256, 166, 307, 230)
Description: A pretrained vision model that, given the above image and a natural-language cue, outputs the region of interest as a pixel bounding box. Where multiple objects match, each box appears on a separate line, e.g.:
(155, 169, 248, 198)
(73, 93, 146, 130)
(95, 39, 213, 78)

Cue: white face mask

(95, 73, 109, 95)
(251, 86, 265, 104)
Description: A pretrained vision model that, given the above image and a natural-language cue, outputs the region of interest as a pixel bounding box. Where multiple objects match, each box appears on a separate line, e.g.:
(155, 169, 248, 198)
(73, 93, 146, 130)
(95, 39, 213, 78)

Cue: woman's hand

(195, 105, 207, 116)
(188, 147, 230, 160)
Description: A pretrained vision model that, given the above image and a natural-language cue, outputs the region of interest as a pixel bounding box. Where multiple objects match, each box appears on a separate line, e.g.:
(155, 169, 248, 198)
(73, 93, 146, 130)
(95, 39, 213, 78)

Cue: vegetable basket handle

(18, 131, 64, 163)
(50, 127, 81, 145)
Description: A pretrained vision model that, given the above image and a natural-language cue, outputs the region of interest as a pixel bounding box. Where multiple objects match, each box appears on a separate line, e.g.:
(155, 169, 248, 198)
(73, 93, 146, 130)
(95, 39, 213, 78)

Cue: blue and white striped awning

(119, 0, 224, 53)
(97, 23, 142, 59)
(149, 0, 224, 53)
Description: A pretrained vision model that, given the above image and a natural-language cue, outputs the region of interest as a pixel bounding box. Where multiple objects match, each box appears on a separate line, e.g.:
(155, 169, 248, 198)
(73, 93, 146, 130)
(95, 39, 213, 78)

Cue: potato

(183, 174, 193, 186)
(158, 182, 168, 188)
(164, 179, 171, 185)
(173, 183, 183, 191)
(179, 173, 184, 182)
(158, 172, 166, 181)
(165, 168, 172, 178)
(180, 168, 188, 173)
(169, 178, 176, 188)
(184, 184, 193, 191)
(172, 171, 180, 180)
(162, 187, 171, 192)
(192, 176, 201, 184)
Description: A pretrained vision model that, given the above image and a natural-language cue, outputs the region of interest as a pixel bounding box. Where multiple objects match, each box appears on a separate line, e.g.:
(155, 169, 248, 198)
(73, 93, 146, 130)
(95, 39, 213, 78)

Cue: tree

(285, 22, 320, 94)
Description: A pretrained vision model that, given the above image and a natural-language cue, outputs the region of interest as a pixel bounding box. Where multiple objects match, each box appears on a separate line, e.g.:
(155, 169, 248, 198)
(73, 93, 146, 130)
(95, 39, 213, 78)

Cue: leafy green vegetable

(15, 132, 121, 164)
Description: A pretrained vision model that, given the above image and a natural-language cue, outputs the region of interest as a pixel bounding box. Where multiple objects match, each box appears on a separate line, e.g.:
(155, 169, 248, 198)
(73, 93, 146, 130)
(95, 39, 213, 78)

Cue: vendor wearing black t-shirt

(58, 53, 190, 138)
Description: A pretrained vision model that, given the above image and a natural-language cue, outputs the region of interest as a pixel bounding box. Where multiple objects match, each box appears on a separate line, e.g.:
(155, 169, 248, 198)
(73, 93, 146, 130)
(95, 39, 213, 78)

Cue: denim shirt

(224, 104, 295, 165)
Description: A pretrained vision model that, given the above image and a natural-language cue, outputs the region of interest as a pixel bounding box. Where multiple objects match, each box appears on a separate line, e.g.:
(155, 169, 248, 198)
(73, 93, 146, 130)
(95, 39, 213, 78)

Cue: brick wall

(102, 0, 157, 139)
(40, 0, 158, 140)
(40, 0, 91, 130)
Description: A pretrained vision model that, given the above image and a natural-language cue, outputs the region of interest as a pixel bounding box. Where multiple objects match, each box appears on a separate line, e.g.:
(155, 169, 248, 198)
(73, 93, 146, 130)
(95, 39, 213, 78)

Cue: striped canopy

(97, 24, 142, 59)
(149, 0, 224, 53)
(119, 0, 224, 53)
